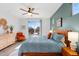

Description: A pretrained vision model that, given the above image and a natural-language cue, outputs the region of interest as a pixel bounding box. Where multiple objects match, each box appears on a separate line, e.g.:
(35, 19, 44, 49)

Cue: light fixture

(27, 13, 32, 16)
(68, 32, 79, 51)
(49, 30, 53, 33)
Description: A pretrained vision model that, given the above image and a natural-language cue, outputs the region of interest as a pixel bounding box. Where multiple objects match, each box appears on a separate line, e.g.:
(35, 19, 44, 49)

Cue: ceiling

(0, 3, 62, 18)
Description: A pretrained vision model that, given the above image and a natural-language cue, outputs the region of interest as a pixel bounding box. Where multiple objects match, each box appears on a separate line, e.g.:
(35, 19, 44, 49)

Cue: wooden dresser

(62, 47, 78, 56)
(0, 33, 16, 50)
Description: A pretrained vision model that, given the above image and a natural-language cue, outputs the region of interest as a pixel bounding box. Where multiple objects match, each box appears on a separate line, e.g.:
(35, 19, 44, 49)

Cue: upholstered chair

(16, 32, 26, 41)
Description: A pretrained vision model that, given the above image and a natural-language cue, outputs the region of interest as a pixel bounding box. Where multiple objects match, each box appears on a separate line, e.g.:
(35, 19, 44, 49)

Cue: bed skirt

(21, 52, 62, 56)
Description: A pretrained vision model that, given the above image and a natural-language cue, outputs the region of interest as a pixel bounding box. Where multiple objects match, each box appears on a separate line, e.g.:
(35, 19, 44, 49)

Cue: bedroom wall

(0, 13, 49, 37)
(0, 15, 20, 32)
(51, 3, 79, 32)
(42, 18, 50, 36)
(0, 3, 20, 32)
(63, 13, 79, 32)
(0, 9, 50, 37)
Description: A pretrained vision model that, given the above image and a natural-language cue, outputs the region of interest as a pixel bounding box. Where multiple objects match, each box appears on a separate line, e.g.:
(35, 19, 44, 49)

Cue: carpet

(9, 44, 22, 56)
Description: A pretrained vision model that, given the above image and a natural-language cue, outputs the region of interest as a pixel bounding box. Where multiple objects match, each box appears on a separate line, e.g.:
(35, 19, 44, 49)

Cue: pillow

(47, 32, 52, 39)
(51, 32, 64, 42)
(60, 37, 67, 47)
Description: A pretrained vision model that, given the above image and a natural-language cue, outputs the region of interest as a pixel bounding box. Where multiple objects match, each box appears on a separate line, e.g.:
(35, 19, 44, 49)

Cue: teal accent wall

(63, 13, 79, 31)
(50, 3, 79, 32)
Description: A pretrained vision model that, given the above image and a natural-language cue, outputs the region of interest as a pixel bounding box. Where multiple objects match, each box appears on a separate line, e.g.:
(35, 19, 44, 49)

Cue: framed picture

(56, 17, 63, 27)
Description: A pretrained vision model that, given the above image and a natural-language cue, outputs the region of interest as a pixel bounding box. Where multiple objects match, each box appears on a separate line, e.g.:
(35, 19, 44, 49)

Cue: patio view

(28, 20, 41, 37)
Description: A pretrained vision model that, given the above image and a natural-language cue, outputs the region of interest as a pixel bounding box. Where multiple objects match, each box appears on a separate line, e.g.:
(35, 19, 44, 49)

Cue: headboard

(55, 30, 71, 47)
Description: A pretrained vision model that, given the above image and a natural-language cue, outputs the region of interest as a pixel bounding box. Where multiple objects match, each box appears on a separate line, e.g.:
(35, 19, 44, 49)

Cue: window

(72, 3, 79, 15)
(28, 19, 42, 37)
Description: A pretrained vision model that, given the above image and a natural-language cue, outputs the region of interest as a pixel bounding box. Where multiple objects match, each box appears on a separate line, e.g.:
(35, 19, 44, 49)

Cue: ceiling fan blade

(32, 8, 35, 11)
(22, 13, 28, 15)
(32, 12, 39, 15)
(20, 8, 28, 12)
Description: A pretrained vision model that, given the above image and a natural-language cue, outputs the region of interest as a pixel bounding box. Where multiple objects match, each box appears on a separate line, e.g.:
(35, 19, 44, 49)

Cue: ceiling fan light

(28, 13, 32, 16)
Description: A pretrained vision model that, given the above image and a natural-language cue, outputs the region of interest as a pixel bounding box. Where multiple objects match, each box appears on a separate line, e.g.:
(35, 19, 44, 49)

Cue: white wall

(0, 15, 50, 38)
(0, 15, 20, 32)
(42, 18, 50, 36)
(0, 3, 62, 36)
(7, 17, 20, 32)
(0, 13, 50, 37)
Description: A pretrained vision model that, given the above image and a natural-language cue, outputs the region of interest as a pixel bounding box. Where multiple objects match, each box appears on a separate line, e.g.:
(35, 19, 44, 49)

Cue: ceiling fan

(20, 7, 39, 16)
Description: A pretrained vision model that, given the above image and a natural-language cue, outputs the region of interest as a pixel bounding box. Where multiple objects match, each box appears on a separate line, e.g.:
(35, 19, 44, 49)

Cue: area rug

(9, 44, 22, 56)
(9, 49, 19, 56)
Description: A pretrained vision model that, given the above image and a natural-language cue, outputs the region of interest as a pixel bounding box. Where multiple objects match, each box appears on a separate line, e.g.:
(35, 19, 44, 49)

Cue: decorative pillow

(51, 32, 64, 42)
(47, 32, 52, 39)
(60, 37, 67, 47)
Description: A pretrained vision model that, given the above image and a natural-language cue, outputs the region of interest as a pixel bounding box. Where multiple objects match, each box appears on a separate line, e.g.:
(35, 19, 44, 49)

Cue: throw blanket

(18, 36, 64, 55)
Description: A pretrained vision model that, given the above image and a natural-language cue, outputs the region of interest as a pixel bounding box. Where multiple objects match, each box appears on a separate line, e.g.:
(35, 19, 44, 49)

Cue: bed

(18, 30, 71, 56)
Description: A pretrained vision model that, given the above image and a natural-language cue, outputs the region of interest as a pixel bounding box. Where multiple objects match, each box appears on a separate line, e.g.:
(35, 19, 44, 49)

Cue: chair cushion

(16, 32, 26, 41)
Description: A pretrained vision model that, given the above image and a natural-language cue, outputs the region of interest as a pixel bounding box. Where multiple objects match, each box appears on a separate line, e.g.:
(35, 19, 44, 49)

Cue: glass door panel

(28, 19, 42, 37)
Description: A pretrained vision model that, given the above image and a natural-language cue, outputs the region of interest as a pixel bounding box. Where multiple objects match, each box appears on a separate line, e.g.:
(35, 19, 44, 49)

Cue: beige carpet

(9, 44, 22, 56)
(0, 42, 22, 56)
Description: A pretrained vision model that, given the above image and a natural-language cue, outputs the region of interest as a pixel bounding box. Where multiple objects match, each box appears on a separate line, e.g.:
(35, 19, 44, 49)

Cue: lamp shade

(49, 30, 53, 33)
(68, 32, 79, 43)
(28, 13, 32, 16)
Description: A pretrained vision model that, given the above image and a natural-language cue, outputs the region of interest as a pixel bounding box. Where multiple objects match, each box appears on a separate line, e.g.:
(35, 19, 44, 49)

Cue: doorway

(28, 19, 42, 37)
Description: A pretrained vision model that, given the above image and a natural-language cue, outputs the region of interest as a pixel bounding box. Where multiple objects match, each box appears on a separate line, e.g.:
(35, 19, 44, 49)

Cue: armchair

(16, 32, 26, 41)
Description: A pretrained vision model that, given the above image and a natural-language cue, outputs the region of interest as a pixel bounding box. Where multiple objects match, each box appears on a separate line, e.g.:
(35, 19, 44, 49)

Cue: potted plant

(9, 25, 14, 33)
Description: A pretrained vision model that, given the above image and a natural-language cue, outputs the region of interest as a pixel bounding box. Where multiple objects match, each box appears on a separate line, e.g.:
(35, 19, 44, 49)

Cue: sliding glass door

(28, 19, 42, 37)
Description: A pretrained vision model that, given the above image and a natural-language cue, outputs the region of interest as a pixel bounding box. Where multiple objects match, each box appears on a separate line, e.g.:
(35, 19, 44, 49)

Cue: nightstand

(62, 47, 78, 56)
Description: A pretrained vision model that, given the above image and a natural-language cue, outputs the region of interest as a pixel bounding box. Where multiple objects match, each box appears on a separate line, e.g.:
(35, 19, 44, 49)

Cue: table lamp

(68, 32, 79, 51)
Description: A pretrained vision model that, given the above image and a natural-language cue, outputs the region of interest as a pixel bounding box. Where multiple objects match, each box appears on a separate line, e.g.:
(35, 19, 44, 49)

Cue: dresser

(0, 33, 16, 50)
